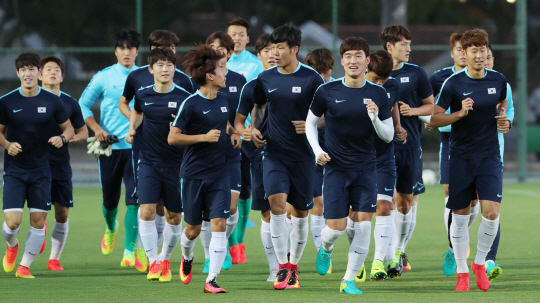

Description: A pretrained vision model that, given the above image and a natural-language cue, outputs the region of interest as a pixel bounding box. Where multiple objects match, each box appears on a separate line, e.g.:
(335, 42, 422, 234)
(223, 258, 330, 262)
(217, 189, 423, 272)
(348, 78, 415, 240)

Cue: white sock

(386, 210, 398, 262)
(139, 219, 159, 264)
(207, 231, 227, 282)
(444, 197, 450, 233)
(20, 226, 45, 268)
(200, 221, 211, 260)
(346, 217, 355, 245)
(469, 203, 480, 228)
(320, 226, 344, 252)
(289, 216, 309, 265)
(285, 217, 292, 253)
(270, 213, 290, 264)
(155, 215, 166, 248)
(310, 214, 326, 251)
(403, 205, 418, 252)
(395, 210, 412, 252)
(261, 219, 279, 271)
(49, 220, 69, 260)
(137, 208, 144, 249)
(160, 222, 182, 261)
(2, 221, 20, 247)
(226, 210, 239, 239)
(374, 216, 392, 261)
(450, 213, 470, 274)
(181, 229, 196, 261)
(475, 215, 499, 266)
(344, 221, 371, 281)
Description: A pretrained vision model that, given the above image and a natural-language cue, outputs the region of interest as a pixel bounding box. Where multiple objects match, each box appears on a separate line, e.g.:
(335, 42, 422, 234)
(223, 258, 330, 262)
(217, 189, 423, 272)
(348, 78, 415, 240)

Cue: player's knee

(140, 207, 155, 221)
(261, 210, 271, 223)
(376, 201, 392, 216)
(185, 225, 201, 240)
(482, 209, 499, 221)
(230, 204, 238, 215)
(5, 220, 21, 230)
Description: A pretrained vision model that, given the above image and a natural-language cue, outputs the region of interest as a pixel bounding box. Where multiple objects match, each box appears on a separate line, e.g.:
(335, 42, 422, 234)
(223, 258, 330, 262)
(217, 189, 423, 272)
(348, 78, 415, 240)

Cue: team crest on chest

(168, 102, 177, 108)
(401, 77, 409, 83)
(221, 107, 228, 112)
(292, 87, 301, 93)
(229, 86, 237, 93)
(363, 98, 372, 104)
(488, 88, 496, 94)
(38, 107, 46, 113)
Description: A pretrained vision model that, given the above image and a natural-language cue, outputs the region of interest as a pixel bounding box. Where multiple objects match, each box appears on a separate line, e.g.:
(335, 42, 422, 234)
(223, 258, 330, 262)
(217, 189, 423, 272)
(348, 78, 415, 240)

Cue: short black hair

(149, 30, 179, 49)
(15, 53, 41, 70)
(487, 44, 494, 54)
(340, 37, 370, 58)
(113, 29, 141, 49)
(381, 25, 411, 51)
(148, 48, 176, 67)
(305, 48, 334, 74)
(271, 23, 302, 49)
(206, 31, 235, 53)
(41, 56, 64, 73)
(227, 17, 251, 35)
(184, 44, 224, 86)
(368, 50, 393, 79)
(255, 34, 272, 54)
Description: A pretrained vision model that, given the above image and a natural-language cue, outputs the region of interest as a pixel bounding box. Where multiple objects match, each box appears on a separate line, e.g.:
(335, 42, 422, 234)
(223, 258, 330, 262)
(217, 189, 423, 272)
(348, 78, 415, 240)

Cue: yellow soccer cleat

(3, 240, 19, 273)
(101, 221, 118, 256)
(120, 252, 136, 267)
(159, 260, 172, 282)
(147, 261, 161, 281)
(355, 263, 366, 282)
(135, 248, 148, 273)
(15, 265, 35, 278)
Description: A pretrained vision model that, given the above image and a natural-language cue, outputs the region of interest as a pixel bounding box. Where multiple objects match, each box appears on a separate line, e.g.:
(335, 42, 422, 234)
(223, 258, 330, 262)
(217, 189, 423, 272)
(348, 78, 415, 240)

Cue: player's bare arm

(49, 120, 75, 148)
(227, 121, 242, 149)
(85, 116, 109, 142)
(125, 109, 143, 144)
(251, 103, 267, 148)
(118, 95, 132, 119)
(234, 112, 251, 141)
(0, 124, 22, 156)
(392, 103, 407, 143)
(431, 98, 473, 128)
(168, 126, 220, 146)
(496, 99, 509, 134)
(399, 94, 434, 117)
(69, 125, 89, 143)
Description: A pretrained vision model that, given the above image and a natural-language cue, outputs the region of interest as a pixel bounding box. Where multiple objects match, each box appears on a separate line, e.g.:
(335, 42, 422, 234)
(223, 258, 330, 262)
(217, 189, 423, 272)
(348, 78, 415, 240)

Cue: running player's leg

(235, 147, 252, 263)
(372, 170, 396, 279)
(311, 165, 325, 252)
(98, 153, 123, 256)
(226, 159, 241, 264)
(485, 224, 501, 281)
(48, 162, 72, 271)
(2, 172, 26, 274)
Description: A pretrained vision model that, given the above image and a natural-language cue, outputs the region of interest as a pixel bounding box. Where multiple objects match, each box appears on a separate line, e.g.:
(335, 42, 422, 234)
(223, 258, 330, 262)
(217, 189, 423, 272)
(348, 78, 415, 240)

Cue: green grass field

(1, 183, 539, 302)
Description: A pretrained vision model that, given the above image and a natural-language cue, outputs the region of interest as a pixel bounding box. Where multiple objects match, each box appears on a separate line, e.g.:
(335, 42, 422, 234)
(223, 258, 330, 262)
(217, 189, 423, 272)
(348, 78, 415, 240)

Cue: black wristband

(508, 120, 512, 129)
(60, 135, 66, 144)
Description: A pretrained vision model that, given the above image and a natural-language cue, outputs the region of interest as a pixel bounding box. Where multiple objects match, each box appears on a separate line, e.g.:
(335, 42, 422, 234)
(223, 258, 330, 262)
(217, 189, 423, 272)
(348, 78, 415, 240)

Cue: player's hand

(399, 101, 413, 117)
(69, 135, 86, 143)
(424, 123, 434, 131)
(231, 132, 242, 149)
(395, 125, 407, 144)
(316, 153, 331, 166)
(48, 136, 64, 148)
(458, 98, 474, 118)
(243, 124, 252, 141)
(125, 130, 136, 144)
(204, 129, 221, 143)
(292, 120, 306, 134)
(7, 142, 22, 156)
(251, 127, 266, 148)
(94, 128, 109, 142)
(366, 100, 379, 121)
(495, 107, 509, 134)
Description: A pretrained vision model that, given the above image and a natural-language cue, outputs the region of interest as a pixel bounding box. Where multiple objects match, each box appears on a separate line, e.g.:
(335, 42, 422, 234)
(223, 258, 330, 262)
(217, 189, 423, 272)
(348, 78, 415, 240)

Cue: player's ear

(149, 65, 154, 74)
(386, 42, 392, 52)
(365, 56, 371, 65)
(292, 46, 299, 55)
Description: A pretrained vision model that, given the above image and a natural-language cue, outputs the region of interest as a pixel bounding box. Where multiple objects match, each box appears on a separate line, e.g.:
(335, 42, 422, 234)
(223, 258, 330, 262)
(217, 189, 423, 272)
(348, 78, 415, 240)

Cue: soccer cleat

(287, 269, 300, 289)
(456, 273, 470, 291)
(222, 249, 232, 270)
(3, 240, 19, 273)
(355, 263, 366, 282)
(239, 243, 247, 263)
(159, 260, 171, 282)
(101, 221, 119, 256)
(316, 245, 333, 275)
(401, 252, 411, 270)
(472, 261, 490, 291)
(467, 244, 470, 259)
(135, 248, 148, 273)
(202, 258, 210, 273)
(204, 278, 226, 293)
(327, 261, 332, 274)
(485, 261, 502, 281)
(39, 222, 47, 254)
(442, 249, 456, 276)
(229, 245, 240, 264)
(273, 265, 291, 290)
(340, 279, 363, 294)
(15, 265, 35, 278)
(147, 261, 161, 281)
(387, 259, 402, 279)
(48, 259, 64, 271)
(370, 260, 387, 281)
(180, 256, 193, 284)
(120, 252, 136, 267)
(267, 268, 279, 282)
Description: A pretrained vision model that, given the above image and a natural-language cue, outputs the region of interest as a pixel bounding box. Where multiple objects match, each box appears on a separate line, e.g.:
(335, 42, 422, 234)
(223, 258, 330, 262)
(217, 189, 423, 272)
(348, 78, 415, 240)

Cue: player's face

(209, 62, 227, 89)
(39, 61, 63, 86)
(451, 41, 467, 68)
(486, 49, 494, 70)
(209, 39, 232, 66)
(257, 44, 277, 70)
(16, 65, 41, 89)
(387, 37, 411, 63)
(272, 42, 298, 68)
(464, 45, 487, 71)
(150, 60, 175, 84)
(150, 45, 177, 54)
(227, 25, 250, 53)
(341, 50, 369, 79)
(365, 71, 388, 86)
(115, 43, 138, 68)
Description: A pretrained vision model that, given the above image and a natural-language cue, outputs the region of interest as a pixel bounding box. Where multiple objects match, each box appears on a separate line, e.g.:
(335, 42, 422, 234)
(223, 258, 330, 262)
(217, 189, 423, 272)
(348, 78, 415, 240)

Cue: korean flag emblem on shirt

(401, 77, 409, 83)
(292, 87, 301, 93)
(38, 107, 46, 113)
(221, 107, 228, 113)
(363, 98, 372, 104)
(488, 88, 496, 94)
(168, 102, 177, 108)
(229, 86, 237, 93)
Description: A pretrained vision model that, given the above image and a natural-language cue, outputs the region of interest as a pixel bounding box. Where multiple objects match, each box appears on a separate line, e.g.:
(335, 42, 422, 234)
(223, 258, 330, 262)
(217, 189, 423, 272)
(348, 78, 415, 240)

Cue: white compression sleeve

(419, 115, 431, 125)
(370, 116, 394, 143)
(305, 110, 326, 158)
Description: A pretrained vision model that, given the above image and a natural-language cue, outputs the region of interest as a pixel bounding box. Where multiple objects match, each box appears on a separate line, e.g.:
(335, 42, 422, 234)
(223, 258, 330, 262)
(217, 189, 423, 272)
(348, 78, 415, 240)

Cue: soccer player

(39, 56, 88, 271)
(235, 33, 278, 281)
(79, 29, 141, 266)
(169, 44, 241, 293)
(251, 24, 324, 289)
(226, 17, 264, 264)
(1, 53, 74, 278)
(381, 25, 434, 270)
(118, 29, 194, 272)
(306, 37, 394, 294)
(125, 48, 190, 282)
(431, 29, 509, 292)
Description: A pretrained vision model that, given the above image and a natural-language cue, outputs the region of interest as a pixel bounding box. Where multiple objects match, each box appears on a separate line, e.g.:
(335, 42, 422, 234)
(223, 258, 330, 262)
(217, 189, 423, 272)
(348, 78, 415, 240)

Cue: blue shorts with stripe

(137, 155, 182, 213)
(439, 132, 451, 185)
(228, 157, 242, 193)
(394, 148, 421, 195)
(181, 175, 231, 226)
(313, 164, 324, 198)
(413, 148, 425, 195)
(51, 161, 73, 208)
(376, 160, 396, 201)
(98, 149, 137, 210)
(2, 165, 51, 211)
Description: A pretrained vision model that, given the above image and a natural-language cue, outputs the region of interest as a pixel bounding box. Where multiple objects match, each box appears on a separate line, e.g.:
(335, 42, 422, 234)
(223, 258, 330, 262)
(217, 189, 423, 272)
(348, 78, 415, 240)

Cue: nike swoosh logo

(224, 210, 230, 213)
(297, 241, 306, 244)
(113, 84, 123, 89)
(146, 249, 153, 252)
(145, 102, 154, 105)
(485, 233, 494, 236)
(371, 204, 377, 207)
(307, 201, 314, 207)
(271, 236, 281, 239)
(335, 99, 346, 103)
(47, 202, 52, 206)
(380, 235, 390, 238)
(203, 110, 211, 114)
(265, 246, 273, 249)
(214, 250, 225, 253)
(56, 232, 65, 234)
(463, 92, 473, 96)
(497, 194, 502, 198)
(237, 184, 241, 187)
(452, 236, 461, 239)
(354, 251, 366, 254)
(13, 109, 23, 113)
(168, 245, 175, 247)
(314, 235, 321, 238)
(268, 88, 278, 93)
(385, 187, 393, 191)
(69, 200, 73, 204)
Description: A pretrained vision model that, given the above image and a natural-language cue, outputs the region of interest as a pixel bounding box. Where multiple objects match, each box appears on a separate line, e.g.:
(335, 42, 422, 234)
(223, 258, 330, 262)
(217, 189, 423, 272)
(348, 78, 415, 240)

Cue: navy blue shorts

(376, 160, 396, 201)
(2, 166, 51, 211)
(98, 149, 138, 210)
(251, 162, 269, 211)
(50, 162, 73, 208)
(439, 132, 451, 185)
(413, 148, 425, 195)
(132, 131, 143, 199)
(240, 143, 253, 200)
(313, 165, 324, 198)
(138, 157, 182, 213)
(228, 158, 242, 194)
(181, 175, 231, 226)
(394, 149, 421, 194)
(263, 156, 314, 211)
(323, 167, 377, 219)
(447, 156, 503, 210)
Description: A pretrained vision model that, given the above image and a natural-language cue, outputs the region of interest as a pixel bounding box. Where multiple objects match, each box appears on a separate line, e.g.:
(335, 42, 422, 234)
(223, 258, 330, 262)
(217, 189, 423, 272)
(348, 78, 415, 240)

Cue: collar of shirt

(113, 62, 138, 76)
(230, 49, 250, 62)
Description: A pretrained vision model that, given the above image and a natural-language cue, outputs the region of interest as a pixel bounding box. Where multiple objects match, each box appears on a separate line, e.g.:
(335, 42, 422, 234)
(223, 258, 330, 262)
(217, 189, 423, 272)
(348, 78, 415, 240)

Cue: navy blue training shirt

(375, 77, 399, 164)
(436, 68, 507, 159)
(430, 66, 456, 97)
(49, 91, 86, 165)
(310, 78, 392, 171)
(134, 85, 191, 166)
(172, 91, 229, 179)
(391, 63, 433, 150)
(220, 69, 246, 160)
(238, 78, 268, 162)
(0, 87, 69, 170)
(253, 63, 324, 161)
